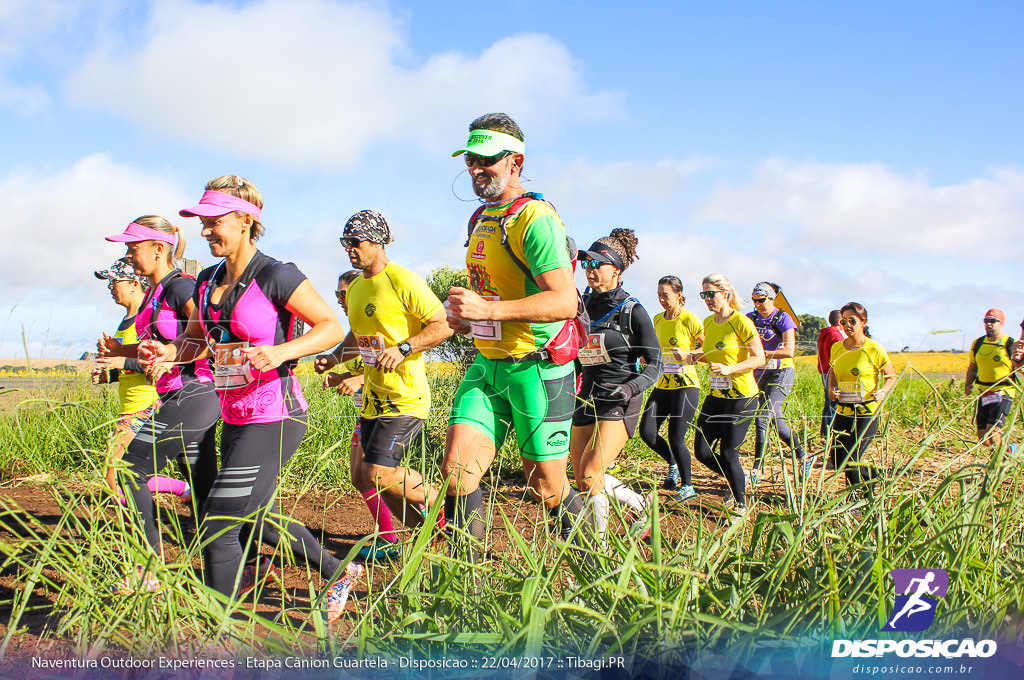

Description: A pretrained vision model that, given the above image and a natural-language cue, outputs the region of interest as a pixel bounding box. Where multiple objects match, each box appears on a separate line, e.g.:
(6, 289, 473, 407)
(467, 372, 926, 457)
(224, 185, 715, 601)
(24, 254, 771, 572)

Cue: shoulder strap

(464, 193, 549, 279)
(971, 336, 984, 360)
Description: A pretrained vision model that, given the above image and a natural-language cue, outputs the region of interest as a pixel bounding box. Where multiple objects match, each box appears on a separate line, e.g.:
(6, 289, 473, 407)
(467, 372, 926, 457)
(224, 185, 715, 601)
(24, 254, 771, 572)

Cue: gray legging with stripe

(201, 414, 342, 596)
(753, 367, 803, 468)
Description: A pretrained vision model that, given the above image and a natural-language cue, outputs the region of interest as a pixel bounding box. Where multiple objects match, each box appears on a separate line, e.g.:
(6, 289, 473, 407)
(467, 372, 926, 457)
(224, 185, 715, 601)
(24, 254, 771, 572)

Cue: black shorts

(359, 415, 425, 468)
(572, 375, 645, 438)
(975, 393, 1013, 431)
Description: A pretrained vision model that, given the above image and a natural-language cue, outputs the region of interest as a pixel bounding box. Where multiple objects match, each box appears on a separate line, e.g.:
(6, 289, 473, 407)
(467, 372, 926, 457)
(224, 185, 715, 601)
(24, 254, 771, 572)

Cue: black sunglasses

(464, 150, 513, 168)
(340, 236, 363, 248)
(335, 289, 347, 301)
(751, 297, 767, 304)
(580, 259, 612, 270)
(699, 290, 723, 300)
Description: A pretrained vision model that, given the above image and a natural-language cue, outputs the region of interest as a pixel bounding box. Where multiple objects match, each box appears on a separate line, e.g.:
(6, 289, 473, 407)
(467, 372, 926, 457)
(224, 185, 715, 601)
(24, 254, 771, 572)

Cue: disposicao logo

(883, 568, 948, 632)
(831, 568, 998, 659)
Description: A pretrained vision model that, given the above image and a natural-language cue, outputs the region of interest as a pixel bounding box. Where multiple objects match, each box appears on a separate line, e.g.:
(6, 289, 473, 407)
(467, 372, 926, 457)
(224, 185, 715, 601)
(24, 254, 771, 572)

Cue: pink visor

(105, 222, 177, 244)
(179, 190, 262, 220)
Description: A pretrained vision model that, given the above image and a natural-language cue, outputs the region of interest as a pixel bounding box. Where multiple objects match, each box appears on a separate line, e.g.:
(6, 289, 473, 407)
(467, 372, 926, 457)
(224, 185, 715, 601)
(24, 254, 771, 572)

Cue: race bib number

(763, 359, 781, 370)
(838, 381, 865, 404)
(213, 341, 252, 390)
(355, 334, 385, 366)
(981, 393, 1003, 407)
(352, 389, 363, 409)
(470, 296, 502, 341)
(578, 334, 611, 366)
(662, 350, 684, 374)
(709, 374, 733, 391)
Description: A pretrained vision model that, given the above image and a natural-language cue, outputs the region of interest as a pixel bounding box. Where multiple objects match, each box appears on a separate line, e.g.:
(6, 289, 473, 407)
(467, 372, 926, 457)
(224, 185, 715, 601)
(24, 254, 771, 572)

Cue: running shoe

(180, 482, 192, 503)
(673, 485, 697, 503)
(663, 464, 680, 490)
(1009, 443, 1019, 456)
(800, 455, 818, 476)
(325, 562, 364, 623)
(606, 460, 620, 474)
(238, 557, 278, 596)
(747, 468, 760, 490)
(357, 539, 402, 562)
(729, 504, 749, 525)
(113, 566, 162, 595)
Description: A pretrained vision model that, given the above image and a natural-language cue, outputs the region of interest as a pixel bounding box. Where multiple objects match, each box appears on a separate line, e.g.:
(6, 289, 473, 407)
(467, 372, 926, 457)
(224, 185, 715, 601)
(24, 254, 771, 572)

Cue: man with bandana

(965, 308, 1020, 451)
(442, 113, 583, 558)
(319, 210, 452, 554)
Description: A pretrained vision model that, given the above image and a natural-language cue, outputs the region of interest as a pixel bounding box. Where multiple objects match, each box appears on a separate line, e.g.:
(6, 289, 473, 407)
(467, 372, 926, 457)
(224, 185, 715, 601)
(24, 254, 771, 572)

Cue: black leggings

(120, 381, 220, 552)
(638, 387, 699, 485)
(201, 414, 341, 596)
(829, 412, 880, 486)
(693, 395, 758, 506)
(753, 368, 801, 467)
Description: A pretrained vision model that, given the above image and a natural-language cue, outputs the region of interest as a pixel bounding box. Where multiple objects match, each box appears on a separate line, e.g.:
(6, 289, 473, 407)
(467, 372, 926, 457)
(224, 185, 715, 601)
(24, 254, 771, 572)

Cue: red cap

(983, 308, 1005, 323)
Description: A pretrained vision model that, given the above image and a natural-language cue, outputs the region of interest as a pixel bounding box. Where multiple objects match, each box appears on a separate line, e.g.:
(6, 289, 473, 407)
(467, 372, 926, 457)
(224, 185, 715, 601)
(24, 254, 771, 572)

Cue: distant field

(795, 350, 969, 375)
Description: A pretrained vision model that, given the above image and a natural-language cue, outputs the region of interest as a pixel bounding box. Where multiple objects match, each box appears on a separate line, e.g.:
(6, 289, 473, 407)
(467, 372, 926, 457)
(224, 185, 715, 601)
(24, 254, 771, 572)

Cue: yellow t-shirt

(829, 338, 892, 415)
(465, 199, 571, 360)
(654, 310, 703, 389)
(114, 316, 157, 416)
(971, 334, 1016, 396)
(702, 312, 759, 398)
(346, 262, 443, 419)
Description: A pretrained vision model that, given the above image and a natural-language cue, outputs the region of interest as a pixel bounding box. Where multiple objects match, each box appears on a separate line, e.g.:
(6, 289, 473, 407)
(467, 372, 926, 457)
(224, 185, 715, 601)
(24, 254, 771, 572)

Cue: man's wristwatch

(397, 340, 413, 357)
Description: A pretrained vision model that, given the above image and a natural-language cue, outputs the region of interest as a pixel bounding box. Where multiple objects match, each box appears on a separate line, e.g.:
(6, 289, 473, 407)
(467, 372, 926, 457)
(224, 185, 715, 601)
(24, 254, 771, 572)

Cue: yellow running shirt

(702, 312, 759, 398)
(114, 316, 157, 416)
(465, 199, 571, 360)
(654, 310, 703, 389)
(829, 338, 892, 415)
(971, 334, 1016, 396)
(346, 263, 443, 419)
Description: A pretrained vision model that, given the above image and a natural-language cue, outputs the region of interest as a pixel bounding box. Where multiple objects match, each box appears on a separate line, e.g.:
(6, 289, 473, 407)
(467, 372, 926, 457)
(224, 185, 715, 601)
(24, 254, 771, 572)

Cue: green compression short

(449, 355, 576, 461)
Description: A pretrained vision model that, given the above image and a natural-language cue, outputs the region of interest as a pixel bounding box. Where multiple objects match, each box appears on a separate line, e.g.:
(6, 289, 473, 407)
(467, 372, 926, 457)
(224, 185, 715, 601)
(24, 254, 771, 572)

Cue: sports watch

(397, 340, 413, 357)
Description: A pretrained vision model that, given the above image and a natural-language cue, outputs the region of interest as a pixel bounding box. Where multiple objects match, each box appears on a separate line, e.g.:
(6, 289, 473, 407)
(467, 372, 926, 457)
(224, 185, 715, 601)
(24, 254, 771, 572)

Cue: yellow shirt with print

(702, 312, 759, 398)
(346, 262, 442, 420)
(829, 338, 892, 416)
(115, 317, 158, 416)
(465, 199, 571, 360)
(654, 310, 703, 389)
(971, 334, 1016, 396)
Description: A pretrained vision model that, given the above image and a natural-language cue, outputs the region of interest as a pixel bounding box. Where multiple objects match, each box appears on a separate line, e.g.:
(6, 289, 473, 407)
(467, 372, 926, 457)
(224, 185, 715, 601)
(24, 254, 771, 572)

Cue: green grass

(0, 366, 1022, 662)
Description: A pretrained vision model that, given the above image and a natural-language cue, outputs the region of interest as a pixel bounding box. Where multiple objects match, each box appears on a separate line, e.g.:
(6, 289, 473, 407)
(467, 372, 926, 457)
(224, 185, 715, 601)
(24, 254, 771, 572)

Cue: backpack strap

(464, 193, 549, 279)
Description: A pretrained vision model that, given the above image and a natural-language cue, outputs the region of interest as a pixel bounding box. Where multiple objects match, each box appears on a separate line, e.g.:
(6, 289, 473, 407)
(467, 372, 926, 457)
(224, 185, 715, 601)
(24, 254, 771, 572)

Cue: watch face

(398, 341, 412, 356)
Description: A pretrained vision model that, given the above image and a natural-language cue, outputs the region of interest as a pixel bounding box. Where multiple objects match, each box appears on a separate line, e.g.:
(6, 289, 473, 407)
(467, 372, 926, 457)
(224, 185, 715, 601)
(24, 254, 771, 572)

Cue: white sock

(586, 492, 610, 541)
(604, 473, 644, 510)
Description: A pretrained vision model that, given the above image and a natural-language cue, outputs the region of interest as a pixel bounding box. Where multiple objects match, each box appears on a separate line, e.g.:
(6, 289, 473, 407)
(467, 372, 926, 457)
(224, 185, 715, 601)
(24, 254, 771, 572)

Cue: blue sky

(1, 0, 1021, 359)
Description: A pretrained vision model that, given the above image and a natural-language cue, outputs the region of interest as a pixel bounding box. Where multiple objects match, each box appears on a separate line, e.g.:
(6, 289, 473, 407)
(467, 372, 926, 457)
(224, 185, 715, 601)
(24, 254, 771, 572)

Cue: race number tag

(709, 374, 733, 391)
(352, 389, 363, 409)
(662, 350, 684, 374)
(470, 296, 502, 341)
(213, 341, 253, 390)
(981, 393, 1002, 407)
(763, 359, 781, 370)
(578, 333, 611, 366)
(355, 333, 385, 366)
(838, 382, 865, 404)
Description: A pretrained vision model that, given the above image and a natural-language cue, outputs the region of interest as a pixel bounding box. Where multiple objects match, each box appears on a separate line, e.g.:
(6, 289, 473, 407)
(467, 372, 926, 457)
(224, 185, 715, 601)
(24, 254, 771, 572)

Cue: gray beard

(473, 174, 508, 200)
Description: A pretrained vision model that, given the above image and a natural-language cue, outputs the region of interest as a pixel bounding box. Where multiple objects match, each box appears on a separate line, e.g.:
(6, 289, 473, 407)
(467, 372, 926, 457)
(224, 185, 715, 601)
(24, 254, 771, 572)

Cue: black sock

(548, 488, 584, 540)
(445, 489, 485, 560)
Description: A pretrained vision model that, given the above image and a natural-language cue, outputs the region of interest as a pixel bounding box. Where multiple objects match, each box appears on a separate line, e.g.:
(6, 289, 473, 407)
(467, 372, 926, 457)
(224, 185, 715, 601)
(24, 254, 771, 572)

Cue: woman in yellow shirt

(687, 274, 765, 515)
(827, 302, 897, 487)
(638, 275, 704, 502)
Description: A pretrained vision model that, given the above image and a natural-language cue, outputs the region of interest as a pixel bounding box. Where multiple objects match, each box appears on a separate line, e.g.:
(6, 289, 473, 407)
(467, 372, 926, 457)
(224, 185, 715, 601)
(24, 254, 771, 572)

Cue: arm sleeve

(123, 358, 143, 373)
(517, 204, 570, 278)
(623, 303, 663, 396)
(165, 277, 197, 318)
(398, 268, 444, 325)
(262, 262, 308, 308)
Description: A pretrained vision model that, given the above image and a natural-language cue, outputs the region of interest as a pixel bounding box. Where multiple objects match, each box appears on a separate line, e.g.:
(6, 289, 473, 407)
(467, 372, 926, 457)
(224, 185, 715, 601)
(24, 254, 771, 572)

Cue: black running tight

(693, 395, 757, 506)
(638, 387, 699, 485)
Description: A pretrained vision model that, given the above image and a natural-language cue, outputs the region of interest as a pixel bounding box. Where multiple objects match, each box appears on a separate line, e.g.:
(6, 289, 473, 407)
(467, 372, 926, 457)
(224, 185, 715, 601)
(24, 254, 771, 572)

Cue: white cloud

(65, 0, 623, 169)
(0, 152, 193, 303)
(691, 159, 1024, 259)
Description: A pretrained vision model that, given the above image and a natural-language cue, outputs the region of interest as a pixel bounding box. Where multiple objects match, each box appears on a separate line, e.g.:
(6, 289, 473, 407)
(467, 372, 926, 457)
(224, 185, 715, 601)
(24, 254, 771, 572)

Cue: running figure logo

(882, 569, 949, 632)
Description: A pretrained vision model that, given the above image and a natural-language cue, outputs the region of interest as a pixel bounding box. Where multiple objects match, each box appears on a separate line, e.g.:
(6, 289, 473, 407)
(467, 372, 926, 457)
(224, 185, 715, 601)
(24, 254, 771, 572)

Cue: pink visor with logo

(105, 222, 177, 244)
(179, 190, 262, 220)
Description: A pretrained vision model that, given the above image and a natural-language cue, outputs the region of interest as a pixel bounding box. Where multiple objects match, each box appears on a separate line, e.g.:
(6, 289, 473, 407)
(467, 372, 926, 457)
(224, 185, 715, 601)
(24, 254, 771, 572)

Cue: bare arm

(965, 361, 977, 397)
(715, 335, 766, 376)
(375, 308, 453, 373)
(874, 361, 898, 402)
(447, 267, 577, 323)
(767, 328, 796, 361)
